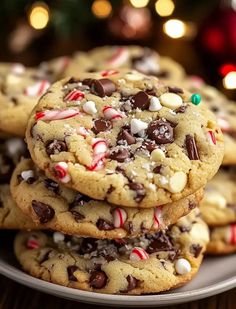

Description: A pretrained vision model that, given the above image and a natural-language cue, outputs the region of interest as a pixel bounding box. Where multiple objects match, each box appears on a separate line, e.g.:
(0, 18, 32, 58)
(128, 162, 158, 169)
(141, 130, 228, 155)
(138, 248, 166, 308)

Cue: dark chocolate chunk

(185, 135, 200, 160)
(71, 210, 85, 222)
(227, 203, 236, 211)
(179, 225, 191, 233)
(89, 271, 107, 289)
(82, 78, 94, 87)
(69, 193, 92, 209)
(153, 165, 162, 174)
(45, 140, 68, 156)
(147, 120, 174, 144)
(67, 265, 78, 282)
(189, 201, 197, 210)
(125, 221, 134, 234)
(66, 77, 79, 84)
(40, 250, 53, 264)
(107, 185, 115, 194)
(92, 118, 112, 134)
(174, 105, 187, 113)
(43, 178, 59, 194)
(121, 275, 139, 293)
(31, 200, 55, 223)
(168, 86, 184, 94)
(146, 232, 173, 254)
(117, 128, 136, 145)
(96, 218, 114, 231)
(128, 183, 146, 202)
(109, 148, 130, 163)
(141, 140, 157, 152)
(91, 79, 116, 97)
(190, 244, 202, 258)
(131, 91, 149, 110)
(79, 238, 97, 254)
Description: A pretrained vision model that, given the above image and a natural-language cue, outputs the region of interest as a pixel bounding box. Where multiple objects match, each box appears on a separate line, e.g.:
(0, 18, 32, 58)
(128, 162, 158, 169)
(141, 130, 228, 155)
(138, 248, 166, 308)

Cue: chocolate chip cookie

(64, 45, 185, 82)
(14, 209, 209, 294)
(26, 70, 224, 207)
(10, 158, 202, 238)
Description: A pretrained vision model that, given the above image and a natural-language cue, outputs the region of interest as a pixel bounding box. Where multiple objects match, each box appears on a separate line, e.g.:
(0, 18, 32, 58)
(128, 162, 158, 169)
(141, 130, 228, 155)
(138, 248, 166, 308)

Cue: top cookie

(26, 69, 224, 207)
(64, 46, 185, 82)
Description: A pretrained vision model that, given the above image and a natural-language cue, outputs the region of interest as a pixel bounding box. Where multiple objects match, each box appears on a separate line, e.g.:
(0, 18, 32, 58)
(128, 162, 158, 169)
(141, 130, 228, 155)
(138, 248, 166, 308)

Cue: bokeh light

(129, 0, 150, 8)
(223, 71, 236, 89)
(163, 19, 186, 39)
(155, 0, 175, 17)
(92, 0, 112, 18)
(28, 2, 49, 30)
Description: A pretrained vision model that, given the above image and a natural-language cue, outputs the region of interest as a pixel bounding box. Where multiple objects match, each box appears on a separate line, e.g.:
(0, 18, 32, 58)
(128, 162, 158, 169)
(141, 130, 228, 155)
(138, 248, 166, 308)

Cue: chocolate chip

(117, 128, 136, 145)
(91, 79, 116, 97)
(92, 118, 112, 134)
(69, 193, 92, 209)
(227, 203, 236, 211)
(141, 140, 157, 152)
(66, 77, 79, 84)
(45, 140, 68, 156)
(179, 226, 191, 233)
(31, 200, 55, 223)
(109, 148, 130, 163)
(125, 221, 134, 234)
(190, 244, 202, 258)
(153, 165, 162, 174)
(185, 135, 200, 160)
(11, 97, 18, 105)
(71, 210, 85, 221)
(128, 183, 146, 202)
(121, 275, 139, 293)
(147, 120, 174, 144)
(67, 265, 78, 281)
(40, 250, 53, 264)
(131, 91, 149, 110)
(145, 89, 157, 96)
(26, 177, 36, 184)
(168, 86, 184, 94)
(82, 78, 94, 87)
(96, 218, 114, 231)
(146, 232, 173, 254)
(189, 201, 197, 210)
(175, 105, 187, 113)
(89, 271, 107, 289)
(107, 185, 115, 194)
(79, 238, 97, 254)
(43, 179, 59, 194)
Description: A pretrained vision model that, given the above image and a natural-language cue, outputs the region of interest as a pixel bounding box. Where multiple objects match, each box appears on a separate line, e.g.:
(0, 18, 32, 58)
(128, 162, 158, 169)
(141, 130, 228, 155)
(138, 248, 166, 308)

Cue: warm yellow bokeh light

(155, 0, 175, 17)
(223, 71, 236, 89)
(130, 0, 150, 8)
(29, 3, 49, 30)
(163, 19, 186, 39)
(92, 0, 112, 18)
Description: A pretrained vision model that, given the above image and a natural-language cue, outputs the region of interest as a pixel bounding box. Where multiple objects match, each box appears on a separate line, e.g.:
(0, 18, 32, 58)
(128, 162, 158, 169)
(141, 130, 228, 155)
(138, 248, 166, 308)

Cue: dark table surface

(0, 275, 235, 309)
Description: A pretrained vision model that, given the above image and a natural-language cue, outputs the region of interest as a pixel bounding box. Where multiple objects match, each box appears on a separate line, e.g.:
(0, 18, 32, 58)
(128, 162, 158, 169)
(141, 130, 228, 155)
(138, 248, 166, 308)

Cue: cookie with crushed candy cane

(14, 209, 209, 295)
(26, 69, 224, 208)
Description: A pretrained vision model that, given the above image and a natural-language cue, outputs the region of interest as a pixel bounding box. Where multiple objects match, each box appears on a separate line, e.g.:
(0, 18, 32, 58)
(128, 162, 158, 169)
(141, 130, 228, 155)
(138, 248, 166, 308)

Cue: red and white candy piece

(87, 138, 108, 171)
(113, 208, 127, 228)
(64, 89, 85, 102)
(228, 224, 236, 245)
(206, 130, 216, 145)
(153, 207, 163, 229)
(24, 80, 50, 97)
(103, 106, 123, 121)
(54, 162, 71, 183)
(55, 56, 70, 72)
(27, 237, 40, 249)
(100, 69, 119, 77)
(217, 117, 230, 132)
(35, 109, 79, 121)
(130, 247, 149, 261)
(107, 47, 129, 67)
(76, 126, 89, 138)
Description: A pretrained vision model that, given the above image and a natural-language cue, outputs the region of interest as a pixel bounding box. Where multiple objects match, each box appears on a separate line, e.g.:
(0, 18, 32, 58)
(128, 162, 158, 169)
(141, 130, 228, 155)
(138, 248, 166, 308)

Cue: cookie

(0, 184, 40, 229)
(0, 66, 51, 136)
(39, 56, 71, 81)
(14, 209, 209, 295)
(182, 76, 236, 165)
(10, 158, 202, 238)
(207, 224, 236, 255)
(64, 46, 185, 82)
(200, 167, 236, 226)
(26, 70, 224, 207)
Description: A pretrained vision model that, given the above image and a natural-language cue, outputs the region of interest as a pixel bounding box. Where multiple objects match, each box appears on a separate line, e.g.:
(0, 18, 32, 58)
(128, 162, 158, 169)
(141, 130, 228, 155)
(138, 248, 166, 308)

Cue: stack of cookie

(182, 76, 236, 255)
(0, 47, 224, 294)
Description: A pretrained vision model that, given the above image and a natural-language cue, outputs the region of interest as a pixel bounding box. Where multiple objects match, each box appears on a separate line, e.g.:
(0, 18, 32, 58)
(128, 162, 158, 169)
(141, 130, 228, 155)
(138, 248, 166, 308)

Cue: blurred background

(0, 0, 235, 98)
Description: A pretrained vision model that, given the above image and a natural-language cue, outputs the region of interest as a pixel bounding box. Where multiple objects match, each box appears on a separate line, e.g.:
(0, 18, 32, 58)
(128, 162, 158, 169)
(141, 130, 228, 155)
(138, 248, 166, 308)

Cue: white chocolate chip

(160, 93, 183, 109)
(53, 232, 65, 243)
(125, 71, 143, 81)
(175, 258, 191, 275)
(6, 74, 22, 85)
(130, 118, 148, 134)
(204, 191, 227, 209)
(82, 101, 97, 115)
(168, 172, 187, 193)
(151, 148, 165, 161)
(149, 96, 162, 111)
(21, 170, 34, 181)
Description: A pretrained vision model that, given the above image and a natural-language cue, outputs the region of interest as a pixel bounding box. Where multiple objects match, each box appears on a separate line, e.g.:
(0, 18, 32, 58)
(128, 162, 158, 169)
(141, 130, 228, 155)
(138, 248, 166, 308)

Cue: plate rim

(0, 259, 236, 307)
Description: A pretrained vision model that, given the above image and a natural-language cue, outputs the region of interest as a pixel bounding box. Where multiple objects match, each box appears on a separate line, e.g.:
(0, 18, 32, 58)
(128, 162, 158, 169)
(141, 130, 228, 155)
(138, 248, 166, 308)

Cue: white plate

(0, 231, 236, 307)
